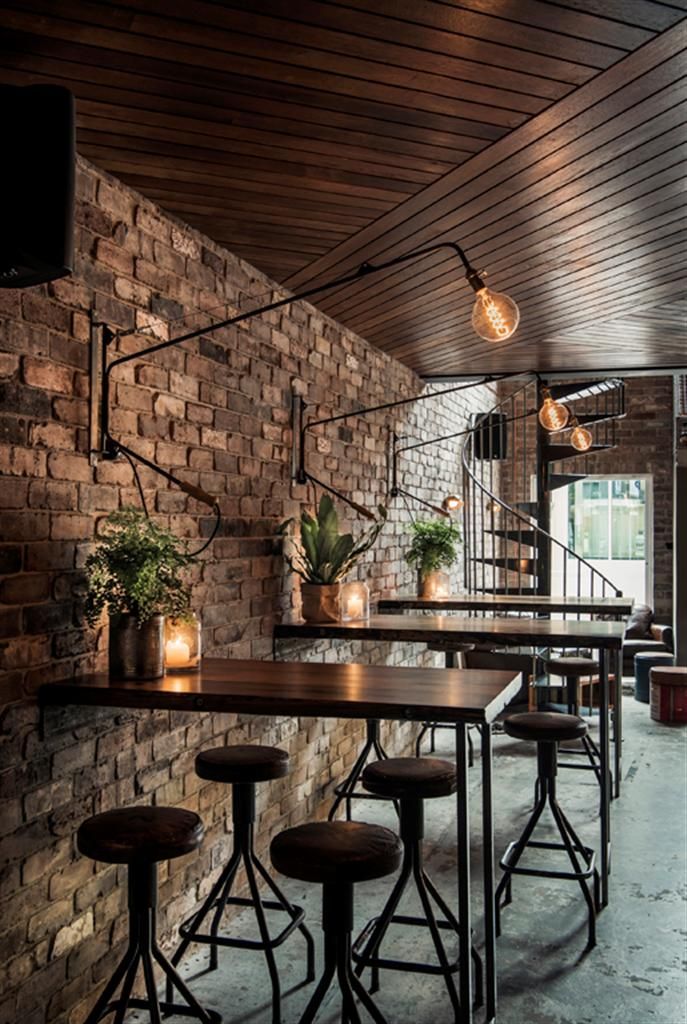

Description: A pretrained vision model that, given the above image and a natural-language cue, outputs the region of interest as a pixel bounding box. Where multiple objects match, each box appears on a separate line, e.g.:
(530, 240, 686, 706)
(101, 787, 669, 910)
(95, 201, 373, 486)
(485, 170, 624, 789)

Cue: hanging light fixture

(469, 281, 520, 342)
(538, 388, 570, 431)
(569, 416, 593, 452)
(442, 494, 464, 513)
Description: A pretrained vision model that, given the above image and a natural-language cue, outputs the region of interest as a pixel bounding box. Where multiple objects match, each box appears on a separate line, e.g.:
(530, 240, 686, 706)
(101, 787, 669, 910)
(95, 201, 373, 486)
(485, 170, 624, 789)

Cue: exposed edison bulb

(442, 494, 464, 513)
(538, 393, 570, 432)
(570, 424, 593, 452)
(471, 287, 520, 342)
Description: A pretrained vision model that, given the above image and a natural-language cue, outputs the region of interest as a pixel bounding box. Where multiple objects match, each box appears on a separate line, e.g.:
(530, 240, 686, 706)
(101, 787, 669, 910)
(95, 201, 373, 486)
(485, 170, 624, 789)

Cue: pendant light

(538, 388, 570, 432)
(569, 416, 593, 452)
(470, 286, 520, 342)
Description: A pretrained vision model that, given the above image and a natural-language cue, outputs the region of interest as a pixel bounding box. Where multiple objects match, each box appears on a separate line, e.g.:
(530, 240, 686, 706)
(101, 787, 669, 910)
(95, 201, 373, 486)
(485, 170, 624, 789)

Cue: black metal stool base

(85, 865, 220, 1024)
(496, 742, 600, 951)
(170, 784, 315, 1024)
(329, 720, 394, 821)
(415, 722, 475, 766)
(352, 800, 483, 1021)
(299, 883, 388, 1024)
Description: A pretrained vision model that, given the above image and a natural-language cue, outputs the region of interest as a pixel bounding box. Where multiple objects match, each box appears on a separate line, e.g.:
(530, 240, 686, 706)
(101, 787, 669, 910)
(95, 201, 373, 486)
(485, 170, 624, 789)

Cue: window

(568, 478, 646, 561)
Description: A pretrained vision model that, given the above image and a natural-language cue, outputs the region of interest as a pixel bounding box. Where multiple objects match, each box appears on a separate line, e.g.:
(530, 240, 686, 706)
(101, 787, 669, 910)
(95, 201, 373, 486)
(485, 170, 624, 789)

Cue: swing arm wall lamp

(91, 239, 520, 511)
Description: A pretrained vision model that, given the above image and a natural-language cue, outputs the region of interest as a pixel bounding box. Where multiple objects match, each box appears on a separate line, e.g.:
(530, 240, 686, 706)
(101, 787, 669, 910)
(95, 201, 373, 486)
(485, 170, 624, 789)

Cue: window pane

(569, 480, 609, 559)
(611, 478, 646, 559)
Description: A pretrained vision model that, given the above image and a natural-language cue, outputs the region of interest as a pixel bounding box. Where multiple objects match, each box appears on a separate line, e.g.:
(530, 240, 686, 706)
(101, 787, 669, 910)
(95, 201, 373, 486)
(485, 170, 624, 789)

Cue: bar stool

(170, 745, 315, 1024)
(329, 719, 393, 821)
(77, 806, 220, 1024)
(544, 656, 602, 786)
(352, 758, 482, 1020)
(495, 712, 600, 951)
(271, 821, 402, 1024)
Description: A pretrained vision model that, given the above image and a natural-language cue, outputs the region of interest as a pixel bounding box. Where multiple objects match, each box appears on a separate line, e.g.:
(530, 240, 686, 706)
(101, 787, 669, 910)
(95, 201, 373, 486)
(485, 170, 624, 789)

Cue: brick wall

(0, 157, 494, 1023)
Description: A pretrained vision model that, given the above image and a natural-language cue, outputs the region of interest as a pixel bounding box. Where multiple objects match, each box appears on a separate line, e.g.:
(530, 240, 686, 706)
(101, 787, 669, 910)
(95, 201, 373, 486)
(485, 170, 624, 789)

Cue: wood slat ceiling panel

(0, 0, 684, 369)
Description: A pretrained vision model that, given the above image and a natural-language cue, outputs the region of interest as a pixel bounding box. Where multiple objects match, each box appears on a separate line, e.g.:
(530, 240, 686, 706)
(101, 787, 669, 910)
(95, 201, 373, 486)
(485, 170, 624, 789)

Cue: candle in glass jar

(347, 593, 364, 618)
(165, 636, 190, 668)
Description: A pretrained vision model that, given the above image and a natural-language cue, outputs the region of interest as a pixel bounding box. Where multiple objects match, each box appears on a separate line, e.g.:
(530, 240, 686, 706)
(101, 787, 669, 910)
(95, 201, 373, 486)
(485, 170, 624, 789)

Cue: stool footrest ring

(179, 896, 306, 950)
(500, 838, 596, 883)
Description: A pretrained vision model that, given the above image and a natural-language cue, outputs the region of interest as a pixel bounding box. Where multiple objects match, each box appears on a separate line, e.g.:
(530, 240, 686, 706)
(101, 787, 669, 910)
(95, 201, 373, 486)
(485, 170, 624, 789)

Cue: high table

(40, 659, 521, 1024)
(377, 593, 631, 796)
(377, 594, 633, 618)
(274, 615, 625, 914)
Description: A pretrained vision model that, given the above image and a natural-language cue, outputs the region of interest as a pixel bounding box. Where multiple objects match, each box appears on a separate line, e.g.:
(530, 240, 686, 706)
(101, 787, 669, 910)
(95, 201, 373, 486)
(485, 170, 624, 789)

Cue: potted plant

(84, 507, 195, 679)
(405, 518, 462, 598)
(280, 495, 386, 622)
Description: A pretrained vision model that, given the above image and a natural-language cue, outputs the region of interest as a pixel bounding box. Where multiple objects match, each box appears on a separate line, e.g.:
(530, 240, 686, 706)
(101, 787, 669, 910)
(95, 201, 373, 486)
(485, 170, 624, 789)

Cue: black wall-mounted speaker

(0, 84, 75, 289)
(472, 412, 508, 460)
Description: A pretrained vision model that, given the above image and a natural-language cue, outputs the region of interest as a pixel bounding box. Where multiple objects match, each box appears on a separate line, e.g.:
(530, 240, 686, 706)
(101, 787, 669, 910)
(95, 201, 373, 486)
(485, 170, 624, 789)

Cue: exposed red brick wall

(0, 157, 494, 1022)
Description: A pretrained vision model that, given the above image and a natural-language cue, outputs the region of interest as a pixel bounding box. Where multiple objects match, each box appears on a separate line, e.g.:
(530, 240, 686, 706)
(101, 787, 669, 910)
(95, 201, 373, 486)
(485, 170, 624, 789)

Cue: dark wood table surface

(377, 594, 633, 617)
(274, 613, 625, 649)
(41, 658, 522, 1024)
(40, 658, 521, 724)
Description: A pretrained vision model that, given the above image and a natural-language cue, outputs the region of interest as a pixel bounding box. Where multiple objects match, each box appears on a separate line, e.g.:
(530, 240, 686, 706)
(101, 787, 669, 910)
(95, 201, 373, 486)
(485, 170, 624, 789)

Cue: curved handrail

(461, 376, 624, 600)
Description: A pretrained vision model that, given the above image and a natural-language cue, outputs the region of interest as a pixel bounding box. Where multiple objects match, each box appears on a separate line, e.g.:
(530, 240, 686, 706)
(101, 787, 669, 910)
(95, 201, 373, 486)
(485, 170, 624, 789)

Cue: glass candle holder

(340, 581, 370, 621)
(164, 613, 201, 673)
(421, 571, 451, 599)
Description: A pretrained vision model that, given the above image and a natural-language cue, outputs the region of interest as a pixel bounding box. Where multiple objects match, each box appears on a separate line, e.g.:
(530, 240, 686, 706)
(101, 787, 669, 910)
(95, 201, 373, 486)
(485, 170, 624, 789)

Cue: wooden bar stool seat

(271, 821, 402, 1023)
(352, 758, 482, 1021)
(170, 745, 314, 1024)
(77, 806, 220, 1024)
(496, 712, 600, 952)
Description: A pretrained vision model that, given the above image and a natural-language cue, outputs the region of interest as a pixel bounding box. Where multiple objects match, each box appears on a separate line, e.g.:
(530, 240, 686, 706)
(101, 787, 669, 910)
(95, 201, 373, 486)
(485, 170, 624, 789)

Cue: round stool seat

(362, 757, 456, 799)
(271, 821, 402, 885)
(78, 806, 203, 864)
(196, 744, 289, 783)
(547, 656, 597, 678)
(504, 712, 587, 744)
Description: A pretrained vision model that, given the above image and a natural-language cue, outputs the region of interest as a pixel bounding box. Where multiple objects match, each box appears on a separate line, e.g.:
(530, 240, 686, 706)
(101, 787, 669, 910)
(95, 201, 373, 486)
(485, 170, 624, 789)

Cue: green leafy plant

(280, 495, 387, 584)
(84, 508, 195, 625)
(405, 518, 462, 576)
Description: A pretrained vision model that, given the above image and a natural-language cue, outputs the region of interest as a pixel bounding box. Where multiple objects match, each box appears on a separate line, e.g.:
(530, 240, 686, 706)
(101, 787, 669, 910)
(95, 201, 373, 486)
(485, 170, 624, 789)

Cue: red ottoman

(650, 666, 687, 723)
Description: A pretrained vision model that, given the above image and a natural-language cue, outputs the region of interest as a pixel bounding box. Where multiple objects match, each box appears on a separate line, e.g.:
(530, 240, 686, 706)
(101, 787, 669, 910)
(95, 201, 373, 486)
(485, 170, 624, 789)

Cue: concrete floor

(145, 697, 686, 1024)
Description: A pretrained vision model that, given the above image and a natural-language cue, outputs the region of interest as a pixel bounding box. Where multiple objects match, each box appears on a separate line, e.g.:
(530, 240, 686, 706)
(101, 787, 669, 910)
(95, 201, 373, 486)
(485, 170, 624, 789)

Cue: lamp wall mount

(90, 238, 520, 513)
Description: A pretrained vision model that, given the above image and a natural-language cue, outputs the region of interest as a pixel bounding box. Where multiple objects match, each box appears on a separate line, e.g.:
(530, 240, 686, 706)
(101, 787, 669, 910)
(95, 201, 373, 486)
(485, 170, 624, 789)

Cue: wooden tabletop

(377, 594, 633, 617)
(275, 614, 625, 649)
(40, 658, 522, 725)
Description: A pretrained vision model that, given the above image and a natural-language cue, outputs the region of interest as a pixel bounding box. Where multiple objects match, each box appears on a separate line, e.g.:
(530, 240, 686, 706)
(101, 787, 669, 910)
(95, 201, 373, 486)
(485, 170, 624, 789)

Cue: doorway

(550, 476, 652, 606)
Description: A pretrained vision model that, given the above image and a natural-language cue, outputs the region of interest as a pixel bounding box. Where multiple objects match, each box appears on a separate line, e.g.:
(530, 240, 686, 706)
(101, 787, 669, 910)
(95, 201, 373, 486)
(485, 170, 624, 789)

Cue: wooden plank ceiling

(0, 0, 685, 375)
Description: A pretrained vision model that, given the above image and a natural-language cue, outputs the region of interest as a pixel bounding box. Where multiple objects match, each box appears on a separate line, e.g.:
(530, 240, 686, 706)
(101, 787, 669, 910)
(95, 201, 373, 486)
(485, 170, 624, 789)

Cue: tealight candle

(165, 636, 190, 668)
(341, 581, 370, 621)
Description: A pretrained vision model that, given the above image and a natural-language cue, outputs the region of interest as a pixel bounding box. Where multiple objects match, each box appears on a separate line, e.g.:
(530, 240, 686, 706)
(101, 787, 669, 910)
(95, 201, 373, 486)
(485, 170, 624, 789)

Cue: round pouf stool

(634, 651, 675, 703)
(545, 657, 602, 786)
(271, 821, 402, 1024)
(77, 806, 220, 1024)
(495, 713, 600, 951)
(352, 758, 482, 1020)
(169, 746, 315, 1024)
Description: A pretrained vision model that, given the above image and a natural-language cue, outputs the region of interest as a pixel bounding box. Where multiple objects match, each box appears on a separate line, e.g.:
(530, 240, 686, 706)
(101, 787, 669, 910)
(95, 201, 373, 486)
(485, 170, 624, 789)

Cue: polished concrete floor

(148, 697, 686, 1024)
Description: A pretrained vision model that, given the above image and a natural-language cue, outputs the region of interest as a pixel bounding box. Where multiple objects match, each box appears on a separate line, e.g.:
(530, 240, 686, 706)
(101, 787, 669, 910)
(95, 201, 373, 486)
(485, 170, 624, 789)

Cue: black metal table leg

(613, 647, 622, 799)
(480, 723, 496, 1023)
(455, 723, 473, 1024)
(598, 647, 611, 906)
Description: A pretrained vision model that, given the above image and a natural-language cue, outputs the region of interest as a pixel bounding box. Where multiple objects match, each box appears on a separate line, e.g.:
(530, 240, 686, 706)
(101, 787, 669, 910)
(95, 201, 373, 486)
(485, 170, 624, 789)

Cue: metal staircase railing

(461, 376, 625, 609)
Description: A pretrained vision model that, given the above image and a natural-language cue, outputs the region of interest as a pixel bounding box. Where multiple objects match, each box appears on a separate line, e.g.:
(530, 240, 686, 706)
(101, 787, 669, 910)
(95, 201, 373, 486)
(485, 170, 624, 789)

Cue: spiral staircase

(461, 376, 626, 604)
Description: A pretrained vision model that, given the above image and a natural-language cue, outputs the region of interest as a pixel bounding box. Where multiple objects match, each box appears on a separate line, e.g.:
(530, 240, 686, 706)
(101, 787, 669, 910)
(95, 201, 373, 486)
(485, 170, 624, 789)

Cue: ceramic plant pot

(300, 583, 342, 623)
(109, 613, 165, 680)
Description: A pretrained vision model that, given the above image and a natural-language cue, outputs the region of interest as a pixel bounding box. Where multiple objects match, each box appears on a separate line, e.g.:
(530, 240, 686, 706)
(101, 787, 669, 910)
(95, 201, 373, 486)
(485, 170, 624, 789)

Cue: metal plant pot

(109, 613, 165, 680)
(300, 583, 341, 623)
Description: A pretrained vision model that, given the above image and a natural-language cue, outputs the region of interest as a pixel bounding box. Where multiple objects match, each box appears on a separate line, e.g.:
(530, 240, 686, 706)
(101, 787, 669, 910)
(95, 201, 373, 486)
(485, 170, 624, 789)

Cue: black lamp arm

(107, 436, 218, 510)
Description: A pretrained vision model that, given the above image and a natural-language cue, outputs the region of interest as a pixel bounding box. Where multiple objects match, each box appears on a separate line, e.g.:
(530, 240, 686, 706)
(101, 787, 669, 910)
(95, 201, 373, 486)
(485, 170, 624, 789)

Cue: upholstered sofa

(623, 604, 674, 675)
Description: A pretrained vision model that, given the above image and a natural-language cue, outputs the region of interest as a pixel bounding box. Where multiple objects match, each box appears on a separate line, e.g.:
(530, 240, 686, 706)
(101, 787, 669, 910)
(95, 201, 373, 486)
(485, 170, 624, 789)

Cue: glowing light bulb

(570, 424, 593, 452)
(538, 393, 569, 432)
(442, 494, 463, 513)
(471, 287, 520, 342)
